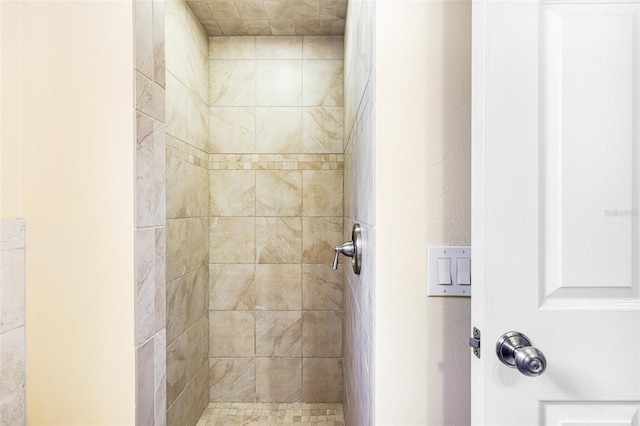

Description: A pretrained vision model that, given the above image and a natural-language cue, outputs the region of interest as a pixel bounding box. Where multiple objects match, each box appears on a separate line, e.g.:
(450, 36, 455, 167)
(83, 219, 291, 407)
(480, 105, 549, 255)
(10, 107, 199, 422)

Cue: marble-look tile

(153, 0, 166, 87)
(153, 330, 166, 425)
(294, 20, 321, 36)
(166, 73, 187, 141)
(256, 170, 302, 216)
(166, 386, 186, 426)
(269, 19, 296, 36)
(201, 20, 224, 37)
(302, 170, 343, 216)
(255, 264, 301, 310)
(302, 264, 342, 310)
(155, 229, 167, 334)
(136, 71, 165, 121)
(166, 219, 187, 282)
(209, 358, 256, 402)
(256, 311, 301, 357)
(319, 1, 347, 20)
(186, 316, 209, 380)
(186, 90, 209, 152)
(185, 363, 209, 425)
(256, 217, 301, 264)
(187, 163, 209, 218)
(303, 36, 343, 59)
(135, 0, 153, 79)
(136, 113, 166, 228)
(292, 0, 319, 19)
(0, 248, 25, 334)
(0, 326, 25, 425)
(302, 217, 342, 264)
(210, 60, 256, 106)
(218, 20, 272, 36)
(209, 107, 256, 153)
(210, 217, 255, 263)
(186, 1, 215, 21)
(303, 107, 343, 153)
(302, 358, 343, 402)
(210, 170, 255, 216)
(209, 311, 255, 356)
(187, 217, 209, 272)
(256, 36, 302, 59)
(255, 107, 302, 153)
(303, 60, 343, 106)
(186, 267, 209, 327)
(208, 1, 241, 19)
(166, 155, 188, 219)
(264, 1, 294, 20)
(209, 264, 256, 310)
(256, 60, 302, 106)
(167, 332, 186, 407)
(135, 229, 156, 345)
(209, 36, 256, 59)
(167, 276, 188, 343)
(302, 311, 342, 357)
(320, 19, 345, 36)
(236, 0, 268, 19)
(256, 358, 302, 402)
(136, 338, 154, 426)
(0, 220, 24, 250)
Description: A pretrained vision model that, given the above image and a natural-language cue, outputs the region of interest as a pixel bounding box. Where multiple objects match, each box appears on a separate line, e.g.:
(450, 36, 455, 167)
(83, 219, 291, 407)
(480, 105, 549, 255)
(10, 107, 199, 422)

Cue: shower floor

(196, 402, 345, 426)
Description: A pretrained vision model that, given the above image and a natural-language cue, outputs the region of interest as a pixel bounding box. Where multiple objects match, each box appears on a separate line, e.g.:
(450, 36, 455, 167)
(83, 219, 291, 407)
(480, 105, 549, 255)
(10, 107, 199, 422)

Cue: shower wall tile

(186, 91, 209, 152)
(256, 36, 302, 58)
(0, 247, 25, 334)
(153, 330, 167, 424)
(136, 228, 157, 345)
(210, 170, 256, 216)
(135, 0, 155, 88)
(187, 163, 209, 217)
(256, 170, 302, 216)
(167, 332, 186, 407)
(136, 113, 167, 228)
(302, 264, 342, 311)
(256, 217, 302, 264)
(155, 228, 167, 334)
(136, 338, 155, 426)
(185, 363, 210, 426)
(209, 107, 256, 153)
(209, 311, 255, 357)
(255, 311, 302, 357)
(255, 358, 302, 402)
(255, 107, 303, 153)
(186, 316, 209, 380)
(302, 358, 343, 402)
(256, 60, 303, 106)
(302, 311, 342, 357)
(136, 71, 166, 122)
(302, 217, 342, 264)
(303, 107, 343, 153)
(255, 264, 301, 310)
(209, 358, 256, 402)
(166, 156, 189, 219)
(166, 73, 188, 141)
(186, 217, 209, 272)
(210, 60, 256, 106)
(153, 0, 166, 88)
(209, 217, 255, 263)
(210, 36, 256, 59)
(302, 170, 343, 216)
(302, 60, 343, 106)
(185, 267, 209, 327)
(303, 36, 344, 59)
(167, 276, 188, 342)
(209, 264, 256, 310)
(166, 219, 187, 281)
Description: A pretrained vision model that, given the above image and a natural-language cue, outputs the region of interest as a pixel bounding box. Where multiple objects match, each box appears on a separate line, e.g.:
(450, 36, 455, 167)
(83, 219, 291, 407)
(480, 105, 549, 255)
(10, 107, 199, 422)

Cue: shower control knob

(496, 331, 547, 377)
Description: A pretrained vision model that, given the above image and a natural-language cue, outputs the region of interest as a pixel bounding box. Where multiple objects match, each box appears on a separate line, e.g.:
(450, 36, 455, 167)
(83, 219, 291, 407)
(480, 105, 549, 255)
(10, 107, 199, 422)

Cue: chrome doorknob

(496, 332, 547, 377)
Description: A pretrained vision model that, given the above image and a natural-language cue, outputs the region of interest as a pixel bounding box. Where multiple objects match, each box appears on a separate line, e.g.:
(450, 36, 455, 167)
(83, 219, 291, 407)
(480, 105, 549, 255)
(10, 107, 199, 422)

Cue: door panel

(472, 1, 640, 424)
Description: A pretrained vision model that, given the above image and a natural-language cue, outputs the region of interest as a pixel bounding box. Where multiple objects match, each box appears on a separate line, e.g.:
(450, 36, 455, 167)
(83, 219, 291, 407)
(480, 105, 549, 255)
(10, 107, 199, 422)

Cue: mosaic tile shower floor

(196, 402, 345, 426)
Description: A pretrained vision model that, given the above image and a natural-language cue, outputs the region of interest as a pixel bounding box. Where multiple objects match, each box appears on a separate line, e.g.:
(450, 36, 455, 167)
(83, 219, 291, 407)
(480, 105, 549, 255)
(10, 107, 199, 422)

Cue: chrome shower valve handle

(332, 224, 362, 275)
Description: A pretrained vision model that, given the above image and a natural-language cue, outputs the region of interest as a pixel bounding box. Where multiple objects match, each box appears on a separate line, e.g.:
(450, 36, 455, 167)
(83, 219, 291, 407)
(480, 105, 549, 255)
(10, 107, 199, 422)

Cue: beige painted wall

(17, 1, 136, 423)
(374, 1, 471, 425)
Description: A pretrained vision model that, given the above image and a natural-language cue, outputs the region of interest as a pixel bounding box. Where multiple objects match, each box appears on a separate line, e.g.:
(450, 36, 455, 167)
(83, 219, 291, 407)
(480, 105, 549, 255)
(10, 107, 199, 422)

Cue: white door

(471, 0, 640, 424)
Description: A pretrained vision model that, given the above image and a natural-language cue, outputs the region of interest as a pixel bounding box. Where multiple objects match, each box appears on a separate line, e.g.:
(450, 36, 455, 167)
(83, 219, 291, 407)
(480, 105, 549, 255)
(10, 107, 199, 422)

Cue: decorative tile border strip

(209, 153, 344, 170)
(166, 136, 209, 168)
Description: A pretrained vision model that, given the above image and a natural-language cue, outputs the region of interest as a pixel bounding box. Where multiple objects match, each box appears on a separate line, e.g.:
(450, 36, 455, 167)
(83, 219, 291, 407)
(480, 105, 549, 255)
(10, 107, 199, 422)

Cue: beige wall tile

(0, 249, 25, 334)
(186, 90, 209, 152)
(135, 0, 154, 80)
(256, 36, 302, 59)
(256, 311, 302, 357)
(167, 219, 187, 281)
(209, 264, 256, 310)
(186, 267, 209, 326)
(209, 107, 256, 153)
(256, 60, 302, 106)
(167, 332, 186, 406)
(136, 71, 166, 121)
(153, 0, 165, 87)
(167, 276, 188, 342)
(209, 311, 255, 356)
(135, 339, 154, 426)
(153, 330, 166, 424)
(256, 358, 302, 402)
(256, 170, 302, 216)
(255, 107, 302, 153)
(210, 36, 256, 59)
(256, 217, 302, 263)
(187, 217, 209, 272)
(210, 60, 256, 106)
(303, 36, 343, 59)
(255, 264, 301, 310)
(209, 358, 256, 402)
(302, 217, 342, 264)
(210, 170, 256, 216)
(0, 327, 25, 425)
(136, 113, 166, 228)
(302, 311, 342, 357)
(166, 156, 189, 219)
(302, 358, 343, 402)
(187, 163, 210, 218)
(186, 316, 209, 380)
(302, 264, 342, 310)
(302, 107, 343, 153)
(155, 229, 167, 334)
(303, 60, 343, 106)
(135, 229, 156, 345)
(166, 72, 188, 140)
(166, 387, 185, 426)
(210, 217, 256, 263)
(302, 170, 343, 216)
(185, 363, 209, 425)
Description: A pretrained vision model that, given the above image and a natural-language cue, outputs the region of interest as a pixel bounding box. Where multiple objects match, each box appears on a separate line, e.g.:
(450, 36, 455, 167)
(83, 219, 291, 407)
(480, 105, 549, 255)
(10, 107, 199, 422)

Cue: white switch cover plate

(427, 246, 472, 297)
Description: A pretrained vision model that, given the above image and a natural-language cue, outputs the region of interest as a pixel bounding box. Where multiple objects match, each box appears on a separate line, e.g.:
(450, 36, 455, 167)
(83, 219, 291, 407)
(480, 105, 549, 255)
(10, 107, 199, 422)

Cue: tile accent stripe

(210, 154, 344, 170)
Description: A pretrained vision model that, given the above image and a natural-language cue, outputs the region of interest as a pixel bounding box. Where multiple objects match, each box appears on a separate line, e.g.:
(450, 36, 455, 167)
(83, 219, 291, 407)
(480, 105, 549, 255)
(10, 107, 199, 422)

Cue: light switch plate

(427, 246, 472, 297)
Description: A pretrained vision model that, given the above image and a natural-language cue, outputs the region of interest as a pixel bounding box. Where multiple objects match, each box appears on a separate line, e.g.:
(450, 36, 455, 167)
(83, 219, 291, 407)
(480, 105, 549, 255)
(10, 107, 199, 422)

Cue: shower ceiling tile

(186, 0, 347, 36)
